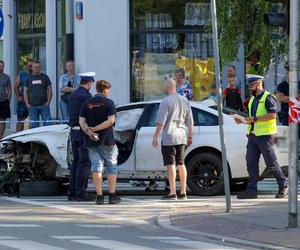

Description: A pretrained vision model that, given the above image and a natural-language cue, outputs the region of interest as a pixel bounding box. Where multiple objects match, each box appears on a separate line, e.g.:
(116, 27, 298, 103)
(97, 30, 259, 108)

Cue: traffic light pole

(288, 0, 298, 229)
(210, 0, 231, 213)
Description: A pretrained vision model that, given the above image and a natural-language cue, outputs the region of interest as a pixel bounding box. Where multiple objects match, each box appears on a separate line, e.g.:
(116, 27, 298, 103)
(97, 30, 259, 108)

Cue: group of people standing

(0, 59, 53, 139)
(0, 57, 290, 201)
(0, 59, 83, 140)
(170, 66, 288, 200)
(203, 65, 244, 112)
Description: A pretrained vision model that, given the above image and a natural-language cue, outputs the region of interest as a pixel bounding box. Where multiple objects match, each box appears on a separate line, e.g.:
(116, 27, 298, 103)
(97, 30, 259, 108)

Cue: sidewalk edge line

(156, 212, 298, 250)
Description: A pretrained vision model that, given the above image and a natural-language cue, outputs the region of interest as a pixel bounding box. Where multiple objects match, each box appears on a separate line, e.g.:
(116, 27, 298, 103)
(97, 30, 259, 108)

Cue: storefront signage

(76, 2, 83, 20)
(17, 12, 46, 32)
(0, 9, 4, 38)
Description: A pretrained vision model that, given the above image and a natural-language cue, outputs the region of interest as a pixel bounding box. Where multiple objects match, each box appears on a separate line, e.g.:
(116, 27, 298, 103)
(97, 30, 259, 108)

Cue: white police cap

(246, 74, 264, 84)
(79, 72, 96, 82)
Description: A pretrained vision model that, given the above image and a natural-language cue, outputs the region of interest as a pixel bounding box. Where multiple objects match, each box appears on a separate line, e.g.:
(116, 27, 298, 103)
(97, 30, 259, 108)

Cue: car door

(192, 107, 219, 145)
(135, 103, 165, 171)
(114, 104, 146, 172)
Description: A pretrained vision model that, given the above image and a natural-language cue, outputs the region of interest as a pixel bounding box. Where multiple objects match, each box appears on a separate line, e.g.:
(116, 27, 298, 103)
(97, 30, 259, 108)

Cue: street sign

(76, 2, 83, 20)
(0, 8, 4, 38)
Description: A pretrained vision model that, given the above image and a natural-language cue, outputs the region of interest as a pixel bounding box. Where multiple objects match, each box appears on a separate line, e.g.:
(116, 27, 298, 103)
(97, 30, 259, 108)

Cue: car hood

(1, 124, 69, 141)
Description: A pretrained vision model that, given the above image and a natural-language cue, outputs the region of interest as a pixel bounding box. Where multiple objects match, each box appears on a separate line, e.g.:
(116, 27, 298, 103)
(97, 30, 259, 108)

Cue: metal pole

(274, 44, 278, 89)
(210, 0, 231, 213)
(288, 0, 298, 228)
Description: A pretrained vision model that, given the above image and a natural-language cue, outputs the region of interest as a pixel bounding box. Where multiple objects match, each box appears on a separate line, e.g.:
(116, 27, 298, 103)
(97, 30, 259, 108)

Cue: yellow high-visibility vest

(247, 91, 277, 136)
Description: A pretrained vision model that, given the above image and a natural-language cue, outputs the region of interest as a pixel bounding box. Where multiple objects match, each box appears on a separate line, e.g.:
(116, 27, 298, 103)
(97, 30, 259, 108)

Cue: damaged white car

(0, 101, 289, 196)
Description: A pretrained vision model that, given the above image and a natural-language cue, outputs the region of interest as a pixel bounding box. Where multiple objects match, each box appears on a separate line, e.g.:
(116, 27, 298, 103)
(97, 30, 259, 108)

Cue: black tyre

(19, 180, 65, 196)
(187, 152, 225, 196)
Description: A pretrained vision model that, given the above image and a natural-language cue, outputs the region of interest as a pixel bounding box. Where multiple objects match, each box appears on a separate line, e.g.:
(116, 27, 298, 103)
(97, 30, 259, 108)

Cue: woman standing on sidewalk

(59, 61, 80, 123)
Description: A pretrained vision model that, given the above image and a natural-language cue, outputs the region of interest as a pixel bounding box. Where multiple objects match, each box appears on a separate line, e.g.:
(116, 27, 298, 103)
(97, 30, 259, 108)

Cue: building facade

(3, 0, 245, 120)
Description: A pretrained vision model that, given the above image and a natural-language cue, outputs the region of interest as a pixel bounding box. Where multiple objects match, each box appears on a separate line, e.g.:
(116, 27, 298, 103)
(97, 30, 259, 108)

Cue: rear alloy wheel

(187, 152, 225, 196)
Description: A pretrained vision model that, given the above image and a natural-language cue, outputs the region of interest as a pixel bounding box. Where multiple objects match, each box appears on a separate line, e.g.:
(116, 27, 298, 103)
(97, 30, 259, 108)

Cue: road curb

(156, 212, 298, 250)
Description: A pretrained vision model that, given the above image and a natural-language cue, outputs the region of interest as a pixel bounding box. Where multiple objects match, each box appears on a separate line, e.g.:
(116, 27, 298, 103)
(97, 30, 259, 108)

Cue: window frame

(192, 107, 219, 126)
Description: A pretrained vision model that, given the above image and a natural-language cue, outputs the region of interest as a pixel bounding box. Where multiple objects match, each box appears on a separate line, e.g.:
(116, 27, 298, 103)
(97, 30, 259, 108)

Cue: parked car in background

(0, 101, 289, 196)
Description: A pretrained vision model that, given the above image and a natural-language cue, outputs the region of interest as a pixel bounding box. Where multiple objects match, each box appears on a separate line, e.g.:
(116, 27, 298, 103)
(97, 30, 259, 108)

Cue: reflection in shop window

(130, 0, 215, 102)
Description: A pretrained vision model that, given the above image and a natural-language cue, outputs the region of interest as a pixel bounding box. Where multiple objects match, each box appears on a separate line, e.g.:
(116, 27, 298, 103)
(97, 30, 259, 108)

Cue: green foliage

(216, 0, 288, 69)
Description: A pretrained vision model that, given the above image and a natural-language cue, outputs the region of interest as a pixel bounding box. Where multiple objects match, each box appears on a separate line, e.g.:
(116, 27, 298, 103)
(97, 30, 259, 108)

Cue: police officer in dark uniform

(234, 75, 287, 199)
(67, 72, 94, 201)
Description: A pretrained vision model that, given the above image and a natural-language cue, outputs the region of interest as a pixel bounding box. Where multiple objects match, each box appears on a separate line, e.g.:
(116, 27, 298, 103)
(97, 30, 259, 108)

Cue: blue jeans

(88, 145, 118, 175)
(29, 105, 52, 129)
(60, 99, 69, 123)
(68, 130, 90, 198)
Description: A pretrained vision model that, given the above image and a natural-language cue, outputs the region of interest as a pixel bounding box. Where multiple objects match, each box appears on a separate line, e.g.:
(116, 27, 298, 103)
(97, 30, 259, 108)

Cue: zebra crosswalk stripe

(0, 240, 67, 250)
(72, 239, 157, 250)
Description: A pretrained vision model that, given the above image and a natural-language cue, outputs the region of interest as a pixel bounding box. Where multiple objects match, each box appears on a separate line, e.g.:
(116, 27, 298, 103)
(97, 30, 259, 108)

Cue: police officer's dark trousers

(68, 129, 90, 198)
(246, 133, 287, 194)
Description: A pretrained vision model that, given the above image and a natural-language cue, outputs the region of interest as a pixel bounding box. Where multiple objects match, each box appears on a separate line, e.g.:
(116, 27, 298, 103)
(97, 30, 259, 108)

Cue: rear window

(192, 108, 218, 126)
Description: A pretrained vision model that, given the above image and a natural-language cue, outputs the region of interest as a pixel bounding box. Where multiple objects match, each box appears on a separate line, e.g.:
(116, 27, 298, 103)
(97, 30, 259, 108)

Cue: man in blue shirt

(235, 75, 287, 199)
(67, 72, 93, 201)
(14, 58, 34, 132)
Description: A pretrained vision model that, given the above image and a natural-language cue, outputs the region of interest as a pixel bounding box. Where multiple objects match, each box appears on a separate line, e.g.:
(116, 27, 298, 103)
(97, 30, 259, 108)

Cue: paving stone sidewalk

(170, 196, 300, 249)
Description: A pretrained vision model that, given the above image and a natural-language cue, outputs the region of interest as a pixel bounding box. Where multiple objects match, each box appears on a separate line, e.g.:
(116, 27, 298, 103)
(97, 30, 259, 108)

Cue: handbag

(61, 80, 72, 103)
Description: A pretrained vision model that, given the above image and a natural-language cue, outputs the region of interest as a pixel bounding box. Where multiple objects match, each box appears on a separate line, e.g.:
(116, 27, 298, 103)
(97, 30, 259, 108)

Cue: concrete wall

(74, 0, 130, 105)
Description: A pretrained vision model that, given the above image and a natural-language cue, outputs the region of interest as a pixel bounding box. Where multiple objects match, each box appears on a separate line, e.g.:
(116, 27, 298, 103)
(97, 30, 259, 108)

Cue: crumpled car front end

(0, 125, 71, 195)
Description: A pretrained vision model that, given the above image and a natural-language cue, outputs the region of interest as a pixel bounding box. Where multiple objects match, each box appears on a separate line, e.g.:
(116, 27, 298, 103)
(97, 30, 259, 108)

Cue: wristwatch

(253, 116, 258, 122)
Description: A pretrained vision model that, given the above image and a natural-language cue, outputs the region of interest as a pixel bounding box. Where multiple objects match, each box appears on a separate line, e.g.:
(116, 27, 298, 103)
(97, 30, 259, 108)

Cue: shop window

(130, 0, 215, 102)
(16, 0, 46, 71)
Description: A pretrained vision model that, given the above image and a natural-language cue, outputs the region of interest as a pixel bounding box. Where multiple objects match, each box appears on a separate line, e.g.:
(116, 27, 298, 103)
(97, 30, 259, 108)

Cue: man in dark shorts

(79, 80, 121, 205)
(14, 58, 34, 132)
(152, 78, 193, 200)
(0, 60, 12, 139)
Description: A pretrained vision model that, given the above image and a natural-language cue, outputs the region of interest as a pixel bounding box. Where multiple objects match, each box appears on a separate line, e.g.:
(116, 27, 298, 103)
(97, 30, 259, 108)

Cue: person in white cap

(234, 75, 287, 199)
(67, 72, 94, 202)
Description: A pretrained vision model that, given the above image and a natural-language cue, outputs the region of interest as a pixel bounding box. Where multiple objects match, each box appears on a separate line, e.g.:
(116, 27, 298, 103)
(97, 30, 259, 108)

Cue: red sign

(289, 97, 300, 124)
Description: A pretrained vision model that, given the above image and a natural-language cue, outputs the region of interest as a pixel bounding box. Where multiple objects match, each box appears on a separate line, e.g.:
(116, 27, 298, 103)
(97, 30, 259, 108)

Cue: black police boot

(67, 196, 76, 201)
(275, 187, 288, 199)
(237, 192, 258, 199)
(76, 195, 93, 202)
(95, 195, 105, 205)
(109, 193, 121, 204)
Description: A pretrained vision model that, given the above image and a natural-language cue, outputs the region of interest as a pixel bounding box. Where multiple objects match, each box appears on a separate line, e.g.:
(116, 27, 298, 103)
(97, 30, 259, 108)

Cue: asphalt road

(0, 180, 298, 250)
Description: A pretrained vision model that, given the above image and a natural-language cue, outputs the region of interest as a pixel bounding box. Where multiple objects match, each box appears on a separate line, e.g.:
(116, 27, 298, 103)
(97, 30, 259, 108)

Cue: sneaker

(95, 195, 105, 205)
(178, 193, 187, 200)
(109, 193, 121, 204)
(275, 188, 288, 198)
(237, 192, 258, 199)
(161, 194, 177, 200)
